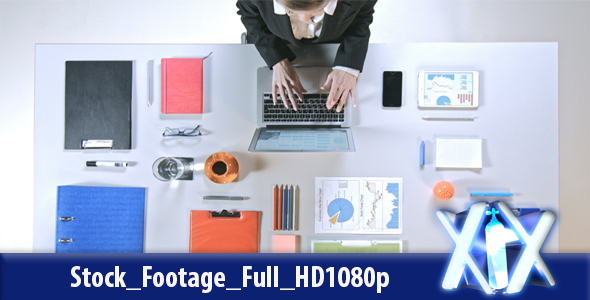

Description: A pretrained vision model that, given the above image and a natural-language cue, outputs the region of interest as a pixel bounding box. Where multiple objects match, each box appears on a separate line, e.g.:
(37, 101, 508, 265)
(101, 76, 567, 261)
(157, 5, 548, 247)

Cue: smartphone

(383, 71, 403, 108)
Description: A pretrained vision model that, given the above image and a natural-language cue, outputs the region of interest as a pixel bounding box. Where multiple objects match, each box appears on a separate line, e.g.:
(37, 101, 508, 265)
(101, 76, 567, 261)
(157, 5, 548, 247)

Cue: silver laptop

(248, 67, 355, 152)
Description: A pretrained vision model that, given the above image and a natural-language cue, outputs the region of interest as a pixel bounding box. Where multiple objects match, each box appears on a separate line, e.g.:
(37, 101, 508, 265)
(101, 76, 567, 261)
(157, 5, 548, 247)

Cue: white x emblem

(437, 201, 556, 294)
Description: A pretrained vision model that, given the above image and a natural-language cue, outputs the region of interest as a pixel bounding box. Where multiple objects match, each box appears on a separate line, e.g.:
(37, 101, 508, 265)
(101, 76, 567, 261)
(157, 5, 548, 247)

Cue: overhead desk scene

(5, 0, 590, 297)
(19, 0, 566, 259)
(33, 41, 558, 254)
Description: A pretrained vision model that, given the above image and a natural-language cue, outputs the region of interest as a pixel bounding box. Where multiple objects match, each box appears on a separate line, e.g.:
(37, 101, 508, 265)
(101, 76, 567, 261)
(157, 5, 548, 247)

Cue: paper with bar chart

(315, 177, 403, 234)
(423, 72, 475, 107)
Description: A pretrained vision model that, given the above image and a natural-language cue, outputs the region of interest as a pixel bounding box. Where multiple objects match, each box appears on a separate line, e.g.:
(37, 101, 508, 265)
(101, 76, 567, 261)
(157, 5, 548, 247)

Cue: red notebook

(189, 210, 259, 253)
(161, 55, 209, 114)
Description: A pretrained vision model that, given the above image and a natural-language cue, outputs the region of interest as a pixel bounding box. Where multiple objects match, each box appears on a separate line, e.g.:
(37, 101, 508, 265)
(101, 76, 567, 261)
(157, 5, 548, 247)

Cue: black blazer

(237, 0, 376, 71)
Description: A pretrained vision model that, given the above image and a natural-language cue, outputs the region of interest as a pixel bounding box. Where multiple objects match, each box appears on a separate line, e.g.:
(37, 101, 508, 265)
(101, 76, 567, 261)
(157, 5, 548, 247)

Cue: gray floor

(1, 0, 588, 252)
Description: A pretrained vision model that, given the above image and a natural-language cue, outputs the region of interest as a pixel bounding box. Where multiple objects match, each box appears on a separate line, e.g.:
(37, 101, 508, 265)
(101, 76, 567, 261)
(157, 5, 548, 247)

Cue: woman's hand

(272, 59, 307, 110)
(321, 69, 357, 112)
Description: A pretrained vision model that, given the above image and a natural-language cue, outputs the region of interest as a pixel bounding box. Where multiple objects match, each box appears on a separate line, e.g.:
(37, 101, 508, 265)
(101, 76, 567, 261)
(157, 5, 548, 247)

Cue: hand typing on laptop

(272, 59, 357, 113)
(252, 66, 355, 152)
(238, 0, 375, 113)
(272, 59, 307, 111)
(321, 69, 357, 113)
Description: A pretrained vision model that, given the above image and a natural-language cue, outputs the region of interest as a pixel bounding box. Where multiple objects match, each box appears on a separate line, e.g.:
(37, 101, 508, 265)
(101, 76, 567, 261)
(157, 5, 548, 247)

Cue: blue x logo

(437, 201, 555, 294)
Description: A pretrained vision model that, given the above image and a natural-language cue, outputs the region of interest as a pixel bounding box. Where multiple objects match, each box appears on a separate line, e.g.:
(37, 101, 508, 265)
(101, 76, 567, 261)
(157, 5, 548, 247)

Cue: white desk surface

(33, 43, 558, 253)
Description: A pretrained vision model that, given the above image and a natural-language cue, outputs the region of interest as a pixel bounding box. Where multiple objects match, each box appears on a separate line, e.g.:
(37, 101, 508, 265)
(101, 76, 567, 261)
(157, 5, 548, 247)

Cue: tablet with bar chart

(418, 71, 479, 108)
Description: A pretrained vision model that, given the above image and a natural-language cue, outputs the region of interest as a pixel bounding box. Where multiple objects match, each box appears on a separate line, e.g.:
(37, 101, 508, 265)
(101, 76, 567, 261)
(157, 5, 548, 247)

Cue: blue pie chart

(327, 198, 354, 223)
(437, 95, 451, 105)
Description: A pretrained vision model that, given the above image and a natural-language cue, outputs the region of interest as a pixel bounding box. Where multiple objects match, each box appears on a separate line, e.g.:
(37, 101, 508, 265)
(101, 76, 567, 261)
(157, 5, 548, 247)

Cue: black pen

(86, 161, 127, 167)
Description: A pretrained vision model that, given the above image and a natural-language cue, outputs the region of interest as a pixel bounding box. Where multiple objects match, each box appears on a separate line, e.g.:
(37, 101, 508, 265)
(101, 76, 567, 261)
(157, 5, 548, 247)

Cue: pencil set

(273, 184, 296, 231)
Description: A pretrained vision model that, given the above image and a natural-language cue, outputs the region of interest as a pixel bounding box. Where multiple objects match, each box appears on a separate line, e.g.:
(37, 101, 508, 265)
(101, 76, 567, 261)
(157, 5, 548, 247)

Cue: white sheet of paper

(436, 138, 482, 169)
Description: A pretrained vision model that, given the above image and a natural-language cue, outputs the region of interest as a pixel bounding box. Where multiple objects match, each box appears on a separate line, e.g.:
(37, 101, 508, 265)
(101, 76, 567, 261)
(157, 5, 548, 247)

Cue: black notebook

(64, 61, 133, 149)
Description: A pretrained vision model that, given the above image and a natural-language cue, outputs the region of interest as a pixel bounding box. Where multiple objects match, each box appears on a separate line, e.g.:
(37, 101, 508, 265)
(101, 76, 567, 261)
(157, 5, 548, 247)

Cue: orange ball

(434, 181, 455, 200)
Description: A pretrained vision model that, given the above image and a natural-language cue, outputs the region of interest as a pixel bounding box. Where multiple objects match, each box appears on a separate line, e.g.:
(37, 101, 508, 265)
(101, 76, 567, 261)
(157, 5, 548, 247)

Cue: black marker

(86, 161, 128, 167)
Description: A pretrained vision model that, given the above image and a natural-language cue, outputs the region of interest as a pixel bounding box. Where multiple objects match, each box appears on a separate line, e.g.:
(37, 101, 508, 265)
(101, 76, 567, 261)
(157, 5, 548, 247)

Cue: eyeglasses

(162, 125, 202, 137)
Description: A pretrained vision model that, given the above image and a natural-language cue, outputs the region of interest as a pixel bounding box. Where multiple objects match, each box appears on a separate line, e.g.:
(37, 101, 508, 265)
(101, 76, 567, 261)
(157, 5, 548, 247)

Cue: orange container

(204, 152, 239, 184)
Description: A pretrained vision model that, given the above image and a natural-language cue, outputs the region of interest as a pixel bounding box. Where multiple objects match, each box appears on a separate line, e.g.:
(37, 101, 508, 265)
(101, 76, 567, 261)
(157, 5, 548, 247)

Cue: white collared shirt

(273, 0, 359, 77)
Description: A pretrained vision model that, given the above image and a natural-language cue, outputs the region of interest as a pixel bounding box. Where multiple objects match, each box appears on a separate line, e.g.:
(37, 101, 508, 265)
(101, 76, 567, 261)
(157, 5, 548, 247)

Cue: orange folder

(189, 210, 259, 253)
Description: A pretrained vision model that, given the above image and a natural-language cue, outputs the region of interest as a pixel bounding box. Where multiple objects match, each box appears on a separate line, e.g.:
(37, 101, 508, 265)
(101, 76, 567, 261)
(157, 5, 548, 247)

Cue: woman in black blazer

(237, 0, 377, 112)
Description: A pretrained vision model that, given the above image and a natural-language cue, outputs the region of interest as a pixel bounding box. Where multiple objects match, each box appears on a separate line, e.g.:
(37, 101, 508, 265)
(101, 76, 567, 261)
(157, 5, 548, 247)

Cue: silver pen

(203, 195, 244, 201)
(422, 116, 475, 121)
(147, 60, 154, 107)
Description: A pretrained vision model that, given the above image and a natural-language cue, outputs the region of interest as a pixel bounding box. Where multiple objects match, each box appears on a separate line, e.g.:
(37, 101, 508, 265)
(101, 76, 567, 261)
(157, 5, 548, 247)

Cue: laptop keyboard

(263, 93, 345, 123)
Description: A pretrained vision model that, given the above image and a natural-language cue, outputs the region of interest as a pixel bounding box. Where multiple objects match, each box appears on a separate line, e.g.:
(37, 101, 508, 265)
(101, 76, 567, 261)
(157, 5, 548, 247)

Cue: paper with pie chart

(315, 177, 403, 234)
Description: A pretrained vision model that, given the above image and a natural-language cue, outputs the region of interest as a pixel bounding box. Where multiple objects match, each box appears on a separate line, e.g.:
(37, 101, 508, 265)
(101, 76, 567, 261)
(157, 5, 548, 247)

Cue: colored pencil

(277, 185, 282, 231)
(272, 184, 279, 230)
(286, 186, 291, 231)
(282, 186, 288, 230)
(291, 185, 295, 230)
(274, 184, 297, 231)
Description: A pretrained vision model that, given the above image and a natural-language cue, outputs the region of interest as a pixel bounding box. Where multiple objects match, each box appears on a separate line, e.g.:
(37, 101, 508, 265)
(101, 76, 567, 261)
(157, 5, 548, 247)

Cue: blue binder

(55, 186, 146, 253)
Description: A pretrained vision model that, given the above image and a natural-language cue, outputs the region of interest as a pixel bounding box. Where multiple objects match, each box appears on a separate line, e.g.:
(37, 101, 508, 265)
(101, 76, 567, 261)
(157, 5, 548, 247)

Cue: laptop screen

(249, 128, 355, 152)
